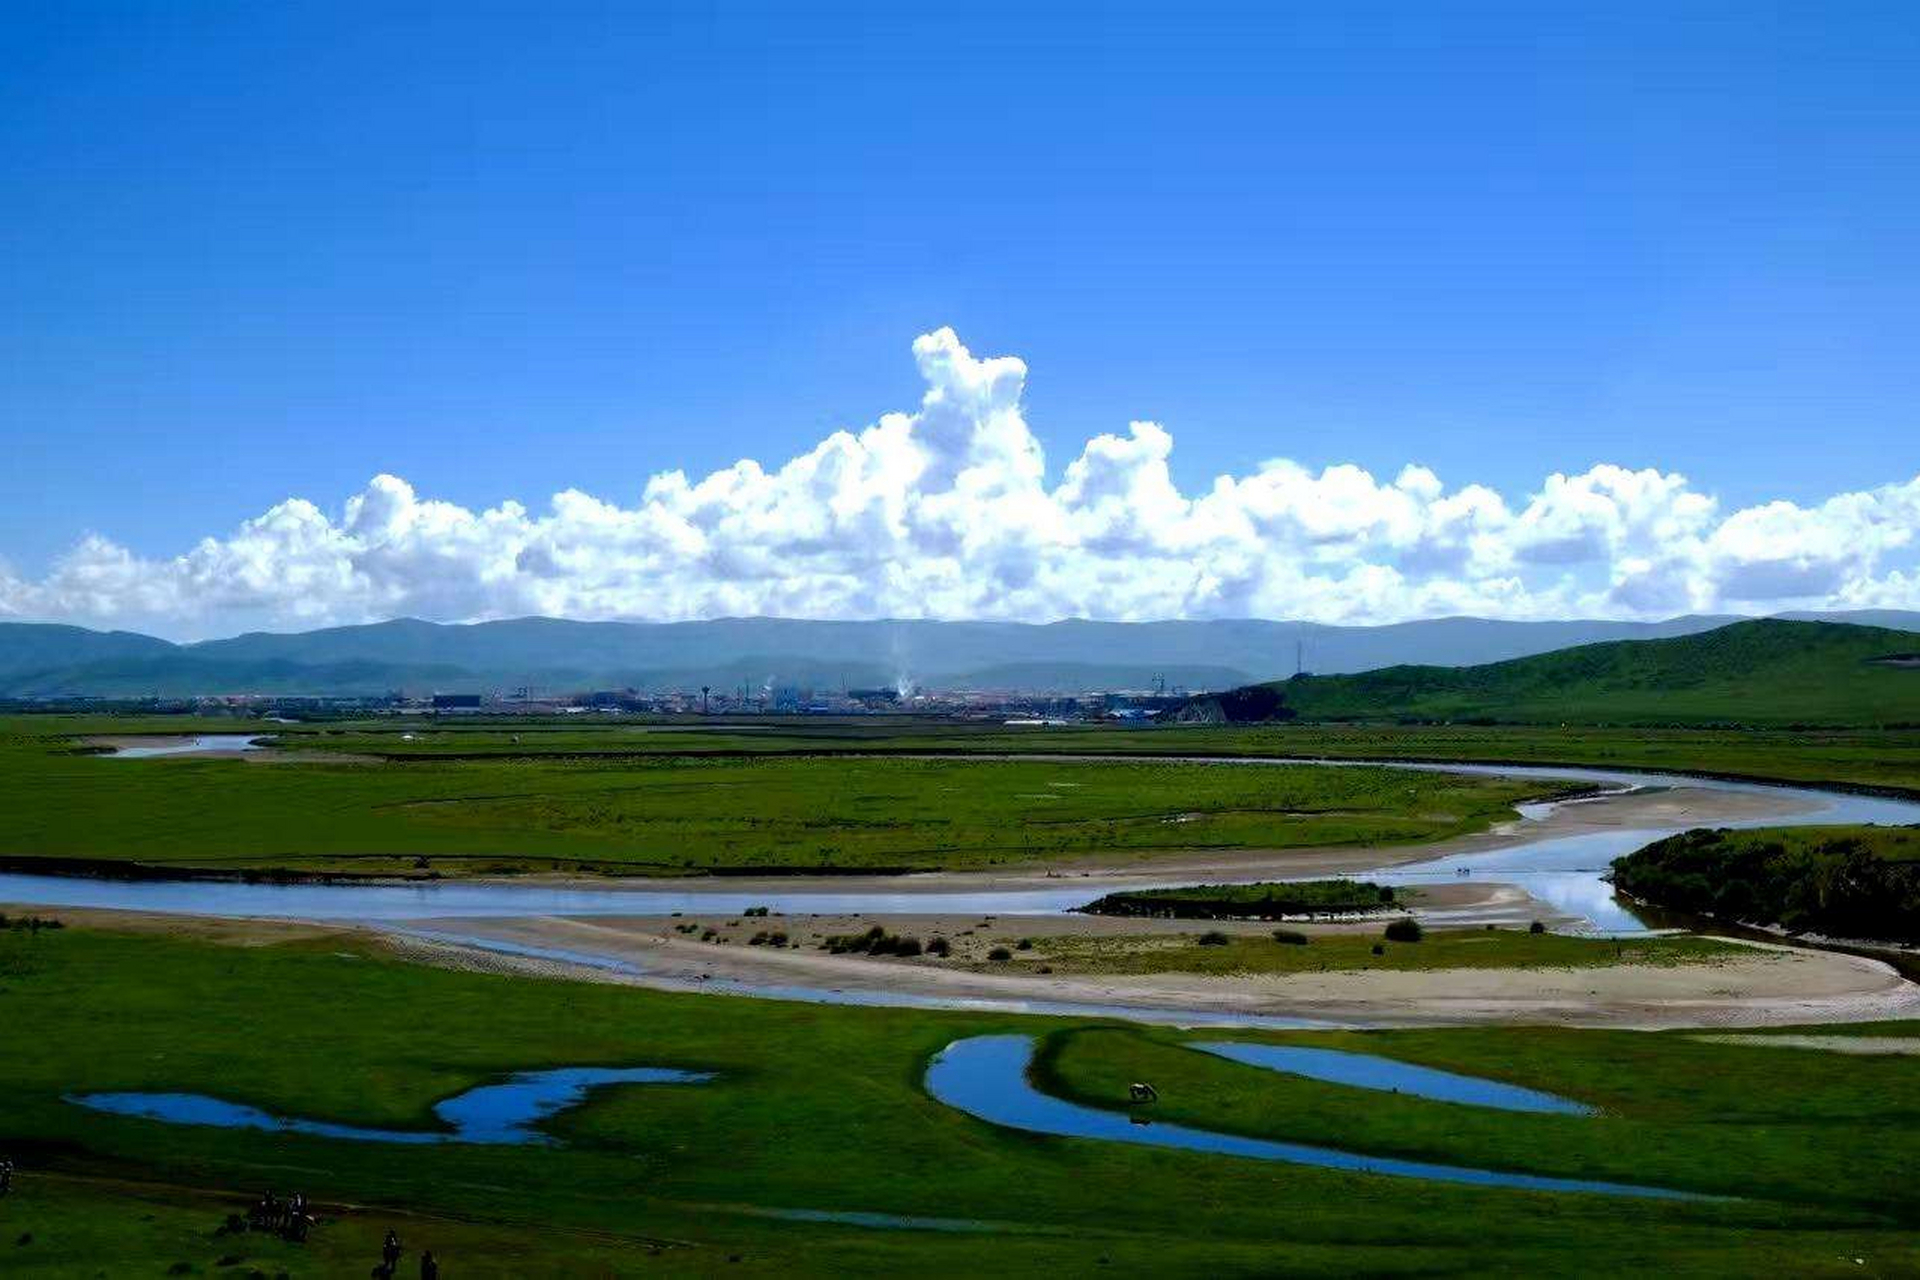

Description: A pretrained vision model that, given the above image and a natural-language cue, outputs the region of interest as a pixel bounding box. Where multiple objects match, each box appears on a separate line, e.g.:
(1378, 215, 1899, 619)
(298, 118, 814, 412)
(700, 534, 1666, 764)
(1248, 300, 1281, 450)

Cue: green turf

(0, 721, 1555, 876)
(1, 924, 1917, 1275)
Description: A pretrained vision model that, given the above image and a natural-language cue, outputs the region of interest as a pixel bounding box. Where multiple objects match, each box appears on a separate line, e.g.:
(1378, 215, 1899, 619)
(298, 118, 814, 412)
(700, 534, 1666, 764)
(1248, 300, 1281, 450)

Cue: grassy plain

(157, 717, 1920, 797)
(8, 715, 1920, 880)
(2, 923, 1917, 1275)
(0, 719, 1556, 876)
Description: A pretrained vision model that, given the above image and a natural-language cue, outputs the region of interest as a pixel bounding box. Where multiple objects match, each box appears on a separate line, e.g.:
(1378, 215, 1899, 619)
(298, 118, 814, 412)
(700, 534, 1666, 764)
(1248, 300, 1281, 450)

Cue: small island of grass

(1079, 878, 1396, 920)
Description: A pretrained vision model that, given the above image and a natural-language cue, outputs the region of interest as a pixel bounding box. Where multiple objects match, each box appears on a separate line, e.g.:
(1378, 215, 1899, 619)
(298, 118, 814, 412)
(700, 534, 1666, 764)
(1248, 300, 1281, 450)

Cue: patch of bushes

(821, 924, 923, 956)
(1196, 930, 1231, 946)
(1383, 918, 1423, 943)
(1529, 920, 1546, 935)
(987, 946, 1013, 962)
(1612, 825, 1920, 942)
(1270, 929, 1309, 945)
(926, 936, 951, 957)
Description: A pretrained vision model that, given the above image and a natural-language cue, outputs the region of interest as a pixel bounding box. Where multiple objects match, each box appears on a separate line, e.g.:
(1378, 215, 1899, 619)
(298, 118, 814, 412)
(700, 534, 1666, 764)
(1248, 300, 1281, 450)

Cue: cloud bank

(4, 328, 1918, 640)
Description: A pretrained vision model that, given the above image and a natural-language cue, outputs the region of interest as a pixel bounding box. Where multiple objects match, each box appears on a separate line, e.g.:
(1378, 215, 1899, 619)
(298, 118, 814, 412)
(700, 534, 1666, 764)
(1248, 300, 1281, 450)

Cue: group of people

(371, 1229, 439, 1279)
(246, 1190, 315, 1242)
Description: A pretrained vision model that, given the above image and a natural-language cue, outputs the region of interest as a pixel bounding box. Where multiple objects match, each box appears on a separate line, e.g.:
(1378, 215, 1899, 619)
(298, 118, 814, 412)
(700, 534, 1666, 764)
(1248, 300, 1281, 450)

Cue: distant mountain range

(1, 611, 1917, 698)
(1206, 617, 1920, 727)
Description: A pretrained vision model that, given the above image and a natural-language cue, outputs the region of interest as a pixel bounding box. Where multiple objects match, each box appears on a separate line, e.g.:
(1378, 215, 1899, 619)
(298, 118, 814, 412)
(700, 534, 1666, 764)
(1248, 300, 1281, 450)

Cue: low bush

(987, 946, 1013, 962)
(1383, 918, 1423, 943)
(1529, 920, 1546, 935)
(1196, 930, 1231, 946)
(822, 924, 922, 956)
(1270, 929, 1309, 945)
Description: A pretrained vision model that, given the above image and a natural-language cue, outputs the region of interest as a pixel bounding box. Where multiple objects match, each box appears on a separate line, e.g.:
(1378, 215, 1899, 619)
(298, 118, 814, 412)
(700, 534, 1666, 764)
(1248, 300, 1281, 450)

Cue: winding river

(3, 758, 1915, 932)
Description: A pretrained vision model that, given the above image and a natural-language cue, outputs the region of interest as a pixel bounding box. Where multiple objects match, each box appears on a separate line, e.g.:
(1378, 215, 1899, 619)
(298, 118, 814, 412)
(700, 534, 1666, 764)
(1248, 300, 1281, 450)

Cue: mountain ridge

(2, 611, 1917, 698)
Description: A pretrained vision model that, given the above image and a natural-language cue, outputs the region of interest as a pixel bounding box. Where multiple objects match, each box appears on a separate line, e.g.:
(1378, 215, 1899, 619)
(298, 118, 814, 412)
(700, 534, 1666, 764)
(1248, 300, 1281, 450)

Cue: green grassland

(1613, 824, 1920, 942)
(0, 721, 1553, 876)
(10, 712, 1920, 881)
(1256, 619, 1920, 727)
(967, 927, 1744, 978)
(2, 923, 1917, 1275)
(116, 716, 1920, 799)
(1036, 1022, 1920, 1221)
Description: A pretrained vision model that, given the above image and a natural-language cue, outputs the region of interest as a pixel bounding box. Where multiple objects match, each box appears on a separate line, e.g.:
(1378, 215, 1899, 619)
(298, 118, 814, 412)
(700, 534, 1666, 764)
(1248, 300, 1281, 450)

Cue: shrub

(1371, 943, 1385, 956)
(1383, 918, 1423, 943)
(823, 926, 921, 956)
(926, 936, 951, 957)
(1015, 938, 1034, 951)
(1528, 920, 1546, 935)
(1270, 929, 1309, 945)
(1196, 930, 1231, 946)
(987, 946, 1013, 962)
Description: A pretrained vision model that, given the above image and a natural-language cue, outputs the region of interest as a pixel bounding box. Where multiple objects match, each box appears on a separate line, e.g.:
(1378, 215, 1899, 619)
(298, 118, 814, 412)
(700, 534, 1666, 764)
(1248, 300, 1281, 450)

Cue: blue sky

(2, 2, 1918, 634)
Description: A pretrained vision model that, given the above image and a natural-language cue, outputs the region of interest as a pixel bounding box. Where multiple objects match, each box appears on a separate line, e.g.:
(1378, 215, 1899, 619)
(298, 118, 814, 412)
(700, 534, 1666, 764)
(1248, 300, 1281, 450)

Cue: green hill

(1254, 619, 1920, 726)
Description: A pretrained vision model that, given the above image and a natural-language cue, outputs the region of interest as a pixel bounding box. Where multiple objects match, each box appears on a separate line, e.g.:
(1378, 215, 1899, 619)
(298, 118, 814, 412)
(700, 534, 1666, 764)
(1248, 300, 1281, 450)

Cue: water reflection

(102, 735, 264, 759)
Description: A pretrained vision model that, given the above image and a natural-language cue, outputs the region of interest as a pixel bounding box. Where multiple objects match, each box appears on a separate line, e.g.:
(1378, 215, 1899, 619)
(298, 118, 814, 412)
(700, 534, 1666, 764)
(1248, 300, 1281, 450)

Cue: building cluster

(4, 685, 1201, 724)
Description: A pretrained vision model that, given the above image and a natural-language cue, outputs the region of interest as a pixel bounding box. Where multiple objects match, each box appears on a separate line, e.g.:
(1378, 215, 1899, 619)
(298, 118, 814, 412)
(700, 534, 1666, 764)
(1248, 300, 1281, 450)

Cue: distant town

(0, 679, 1210, 724)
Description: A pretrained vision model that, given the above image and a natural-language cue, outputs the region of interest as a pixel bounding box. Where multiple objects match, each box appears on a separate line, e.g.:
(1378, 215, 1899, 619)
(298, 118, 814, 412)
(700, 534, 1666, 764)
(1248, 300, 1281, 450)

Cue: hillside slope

(1256, 619, 1920, 726)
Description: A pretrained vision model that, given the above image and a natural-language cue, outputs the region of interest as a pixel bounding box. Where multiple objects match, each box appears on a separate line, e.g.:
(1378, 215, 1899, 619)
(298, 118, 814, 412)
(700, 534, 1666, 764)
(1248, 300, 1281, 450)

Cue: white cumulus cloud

(3, 326, 1917, 639)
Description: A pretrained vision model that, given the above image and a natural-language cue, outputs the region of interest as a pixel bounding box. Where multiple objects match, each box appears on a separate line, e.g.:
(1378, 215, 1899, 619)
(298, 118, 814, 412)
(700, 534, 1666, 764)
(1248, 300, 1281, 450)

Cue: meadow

(0, 719, 1557, 876)
(1, 922, 1916, 1276)
(116, 716, 1920, 797)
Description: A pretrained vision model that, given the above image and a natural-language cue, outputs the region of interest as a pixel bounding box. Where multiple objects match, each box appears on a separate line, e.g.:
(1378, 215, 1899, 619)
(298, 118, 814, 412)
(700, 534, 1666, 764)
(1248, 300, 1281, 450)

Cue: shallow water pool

(68, 1064, 713, 1146)
(1190, 1042, 1596, 1114)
